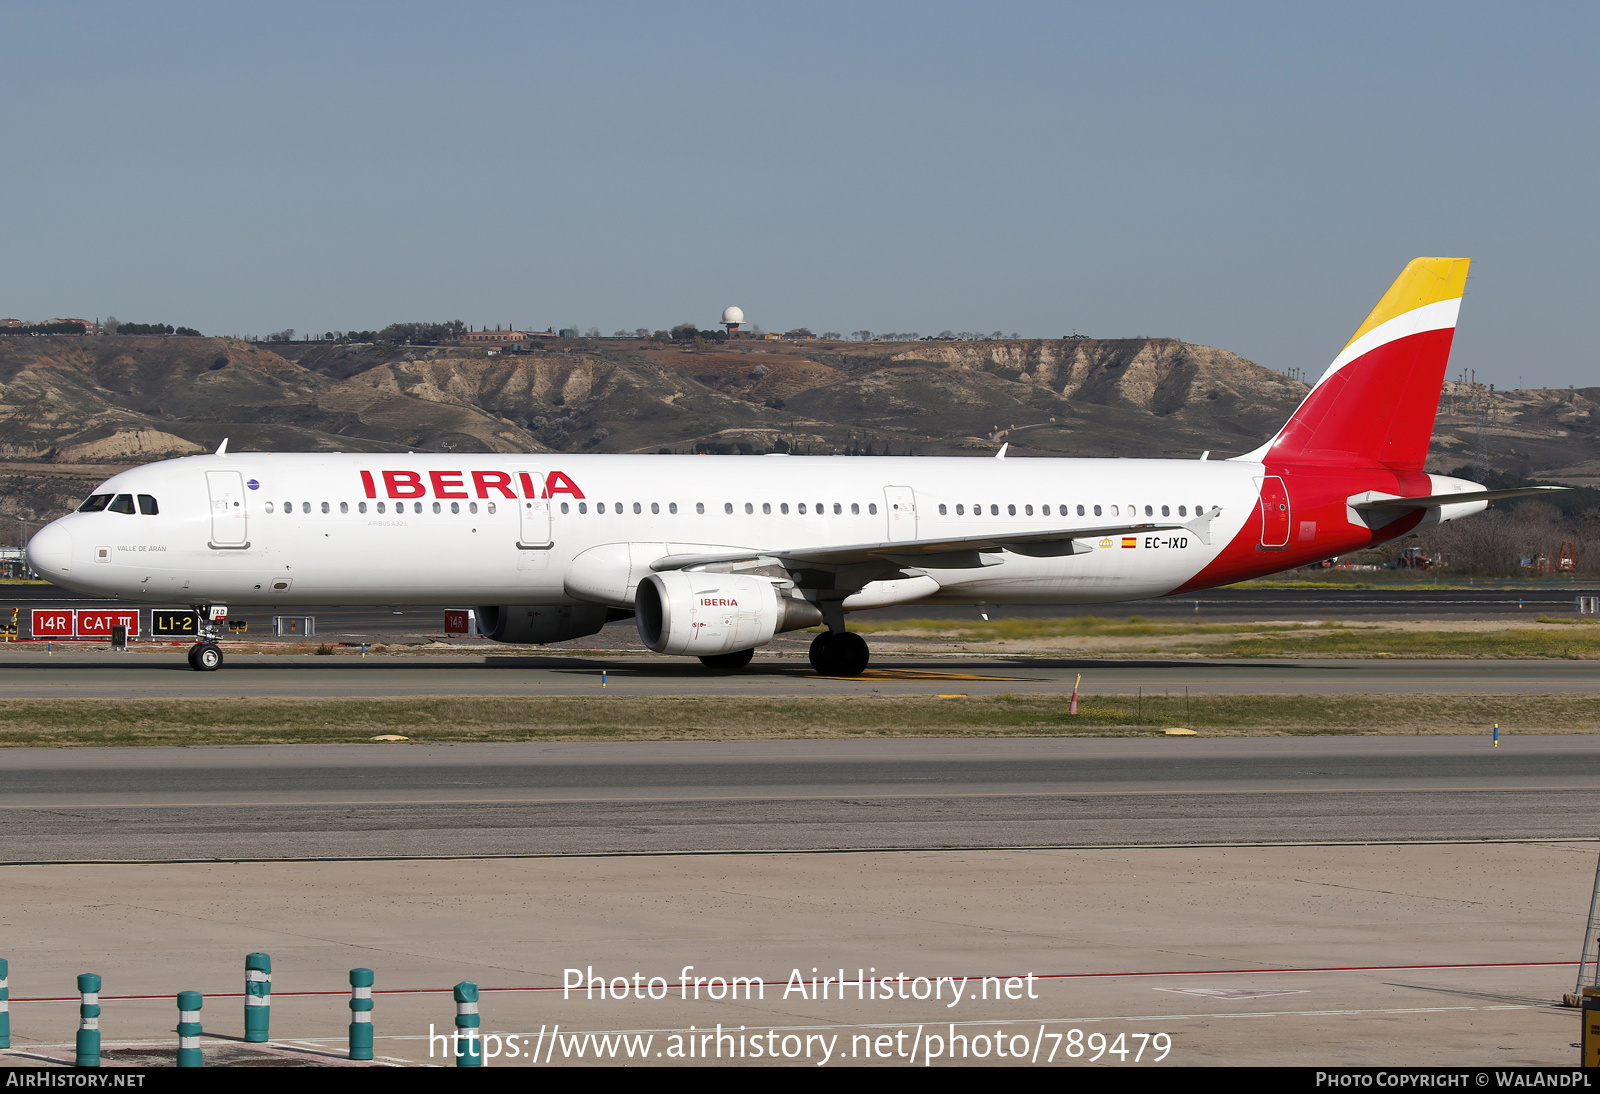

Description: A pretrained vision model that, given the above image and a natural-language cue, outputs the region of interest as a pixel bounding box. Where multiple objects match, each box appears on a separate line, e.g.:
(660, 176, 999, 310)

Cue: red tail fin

(1241, 257, 1470, 471)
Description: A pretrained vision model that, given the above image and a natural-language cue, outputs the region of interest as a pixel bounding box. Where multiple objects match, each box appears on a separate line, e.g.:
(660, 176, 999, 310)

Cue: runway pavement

(0, 645, 1594, 697)
(5, 735, 1596, 861)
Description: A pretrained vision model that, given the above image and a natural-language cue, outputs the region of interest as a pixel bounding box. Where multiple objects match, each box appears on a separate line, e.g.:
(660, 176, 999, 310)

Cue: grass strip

(1179, 628, 1600, 659)
(0, 693, 1592, 746)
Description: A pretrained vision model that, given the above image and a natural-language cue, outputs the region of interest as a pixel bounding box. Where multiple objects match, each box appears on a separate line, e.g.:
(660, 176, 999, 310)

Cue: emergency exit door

(884, 486, 918, 542)
(516, 469, 552, 549)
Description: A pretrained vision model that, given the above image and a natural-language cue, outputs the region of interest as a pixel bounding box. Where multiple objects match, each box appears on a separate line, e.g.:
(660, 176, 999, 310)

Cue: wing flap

(650, 509, 1220, 572)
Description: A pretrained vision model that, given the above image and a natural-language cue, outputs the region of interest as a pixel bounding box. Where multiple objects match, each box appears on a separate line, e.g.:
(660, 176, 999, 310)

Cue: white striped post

(0, 957, 9, 1049)
(348, 968, 373, 1060)
(75, 973, 100, 1067)
(453, 982, 481, 1067)
(176, 991, 202, 1067)
(244, 953, 270, 1042)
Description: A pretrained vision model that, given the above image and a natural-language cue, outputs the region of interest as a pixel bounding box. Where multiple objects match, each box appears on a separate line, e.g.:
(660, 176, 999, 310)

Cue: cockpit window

(137, 495, 159, 515)
(77, 494, 113, 513)
(108, 494, 136, 514)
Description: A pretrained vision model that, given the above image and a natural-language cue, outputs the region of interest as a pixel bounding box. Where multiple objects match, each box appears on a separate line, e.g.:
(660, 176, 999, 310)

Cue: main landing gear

(187, 641, 224, 672)
(698, 648, 755, 670)
(809, 631, 869, 677)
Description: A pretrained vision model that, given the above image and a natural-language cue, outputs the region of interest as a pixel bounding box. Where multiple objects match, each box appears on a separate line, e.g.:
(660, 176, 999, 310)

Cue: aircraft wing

(1350, 486, 1568, 511)
(650, 509, 1221, 572)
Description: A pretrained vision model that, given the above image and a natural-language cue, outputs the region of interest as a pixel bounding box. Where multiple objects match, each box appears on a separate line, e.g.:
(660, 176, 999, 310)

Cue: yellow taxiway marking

(811, 669, 1032, 682)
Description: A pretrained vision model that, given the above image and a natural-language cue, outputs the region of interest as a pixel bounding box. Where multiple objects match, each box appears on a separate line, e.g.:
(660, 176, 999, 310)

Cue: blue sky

(2, 1, 1595, 386)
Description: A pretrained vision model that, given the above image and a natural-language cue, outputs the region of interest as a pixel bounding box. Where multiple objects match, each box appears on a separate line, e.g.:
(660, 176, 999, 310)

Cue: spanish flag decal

(1121, 537, 1137, 548)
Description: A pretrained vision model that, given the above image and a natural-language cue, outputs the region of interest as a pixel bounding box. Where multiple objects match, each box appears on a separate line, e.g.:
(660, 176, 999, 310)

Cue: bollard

(244, 953, 271, 1042)
(0, 957, 9, 1049)
(176, 991, 203, 1067)
(453, 982, 481, 1067)
(76, 973, 101, 1067)
(348, 968, 374, 1060)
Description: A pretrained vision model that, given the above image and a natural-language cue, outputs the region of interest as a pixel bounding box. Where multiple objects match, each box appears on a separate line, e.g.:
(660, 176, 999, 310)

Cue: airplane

(24, 257, 1562, 674)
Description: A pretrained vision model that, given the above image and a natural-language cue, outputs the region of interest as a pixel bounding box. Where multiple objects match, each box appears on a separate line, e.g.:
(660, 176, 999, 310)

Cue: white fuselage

(27, 453, 1267, 609)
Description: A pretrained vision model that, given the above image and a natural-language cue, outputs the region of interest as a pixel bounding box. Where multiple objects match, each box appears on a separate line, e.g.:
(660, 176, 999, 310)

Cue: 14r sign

(30, 609, 140, 639)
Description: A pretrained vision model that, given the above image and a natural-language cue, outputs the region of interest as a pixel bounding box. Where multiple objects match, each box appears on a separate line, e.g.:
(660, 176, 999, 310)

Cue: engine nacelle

(635, 571, 821, 656)
(475, 603, 615, 645)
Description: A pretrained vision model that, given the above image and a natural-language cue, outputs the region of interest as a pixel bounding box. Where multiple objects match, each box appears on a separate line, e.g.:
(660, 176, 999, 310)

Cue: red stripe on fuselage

(1171, 464, 1429, 594)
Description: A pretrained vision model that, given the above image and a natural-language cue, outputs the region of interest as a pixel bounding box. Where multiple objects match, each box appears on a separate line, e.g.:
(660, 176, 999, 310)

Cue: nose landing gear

(187, 641, 223, 671)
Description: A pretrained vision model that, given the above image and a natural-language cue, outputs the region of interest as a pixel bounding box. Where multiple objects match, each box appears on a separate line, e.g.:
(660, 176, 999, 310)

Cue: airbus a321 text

(26, 258, 1559, 674)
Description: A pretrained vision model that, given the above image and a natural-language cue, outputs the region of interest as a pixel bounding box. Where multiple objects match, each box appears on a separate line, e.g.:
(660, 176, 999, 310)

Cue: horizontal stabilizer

(1350, 486, 1569, 511)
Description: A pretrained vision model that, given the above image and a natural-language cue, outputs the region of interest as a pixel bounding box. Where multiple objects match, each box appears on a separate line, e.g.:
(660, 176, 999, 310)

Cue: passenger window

(487, 502, 496, 514)
(450, 502, 459, 514)
(938, 504, 947, 515)
(1161, 505, 1170, 517)
(1041, 505, 1050, 516)
(432, 502, 442, 514)
(560, 502, 569, 514)
(868, 503, 877, 515)
(724, 503, 733, 514)
(284, 501, 292, 514)
(1008, 504, 1016, 516)
(1145, 505, 1153, 517)
(138, 495, 159, 515)
(1110, 505, 1119, 516)
(377, 502, 386, 514)
(597, 502, 606, 514)
(850, 503, 859, 515)
(469, 502, 478, 514)
(651, 502, 659, 514)
(359, 502, 367, 514)
(1092, 505, 1101, 516)
(633, 502, 642, 514)
(780, 502, 789, 514)
(1178, 505, 1186, 516)
(265, 502, 275, 514)
(77, 494, 113, 513)
(668, 502, 677, 514)
(302, 502, 312, 514)
(109, 494, 135, 514)
(762, 503, 771, 515)
(833, 503, 841, 515)
(578, 502, 588, 514)
(413, 502, 423, 514)
(956, 504, 964, 515)
(745, 503, 754, 514)
(340, 501, 349, 514)
(322, 502, 331, 514)
(989, 504, 999, 516)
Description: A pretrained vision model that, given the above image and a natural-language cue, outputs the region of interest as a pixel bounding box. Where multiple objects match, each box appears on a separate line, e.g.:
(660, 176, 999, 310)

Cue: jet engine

(635, 571, 821, 656)
(474, 603, 620, 644)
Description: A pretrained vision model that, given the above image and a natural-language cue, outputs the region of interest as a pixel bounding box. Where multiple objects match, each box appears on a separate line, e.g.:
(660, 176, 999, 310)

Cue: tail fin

(1238, 257, 1470, 471)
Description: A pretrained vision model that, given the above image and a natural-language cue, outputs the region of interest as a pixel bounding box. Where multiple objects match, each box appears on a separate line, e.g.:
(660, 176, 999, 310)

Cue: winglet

(216, 438, 229, 456)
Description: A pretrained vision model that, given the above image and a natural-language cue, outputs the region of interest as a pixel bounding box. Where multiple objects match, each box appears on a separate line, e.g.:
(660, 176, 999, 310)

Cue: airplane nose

(26, 522, 72, 578)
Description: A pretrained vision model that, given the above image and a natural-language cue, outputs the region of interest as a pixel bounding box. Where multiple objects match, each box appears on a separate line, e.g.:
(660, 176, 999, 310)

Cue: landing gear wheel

(699, 648, 755, 670)
(808, 631, 870, 677)
(191, 642, 223, 672)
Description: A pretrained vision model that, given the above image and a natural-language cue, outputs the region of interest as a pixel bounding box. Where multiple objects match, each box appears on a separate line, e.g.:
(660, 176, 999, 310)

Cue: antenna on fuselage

(995, 443, 1008, 458)
(216, 438, 229, 456)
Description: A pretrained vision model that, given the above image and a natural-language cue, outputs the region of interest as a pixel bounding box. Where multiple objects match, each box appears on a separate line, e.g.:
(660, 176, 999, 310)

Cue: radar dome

(721, 306, 745, 325)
